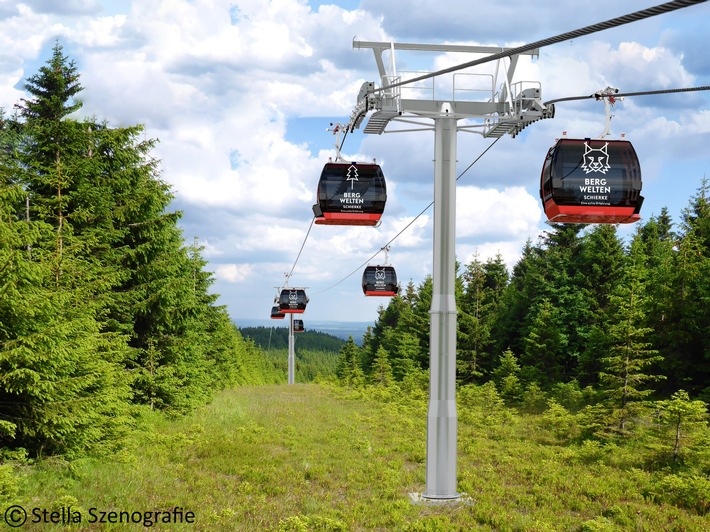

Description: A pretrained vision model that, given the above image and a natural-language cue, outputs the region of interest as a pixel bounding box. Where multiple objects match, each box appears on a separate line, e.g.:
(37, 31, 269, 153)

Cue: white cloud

(214, 263, 253, 283)
(456, 186, 542, 240)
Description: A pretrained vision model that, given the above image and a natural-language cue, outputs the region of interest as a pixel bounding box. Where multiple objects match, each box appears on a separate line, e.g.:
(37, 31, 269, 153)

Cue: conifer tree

(390, 329, 419, 381)
(456, 253, 508, 382)
(521, 298, 568, 387)
(0, 209, 131, 458)
(457, 256, 489, 383)
(576, 227, 644, 388)
(578, 224, 625, 315)
(655, 390, 708, 462)
(336, 337, 363, 387)
(668, 180, 710, 397)
(1, 42, 133, 456)
(370, 345, 393, 387)
(359, 326, 377, 373)
(634, 212, 681, 394)
(492, 240, 545, 357)
(366, 294, 407, 365)
(597, 240, 664, 434)
(399, 277, 432, 366)
(492, 348, 523, 404)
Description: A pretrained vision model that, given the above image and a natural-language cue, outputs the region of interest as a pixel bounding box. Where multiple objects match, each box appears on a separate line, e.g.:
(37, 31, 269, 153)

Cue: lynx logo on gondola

(374, 267, 387, 290)
(288, 291, 298, 308)
(581, 142, 611, 174)
(578, 142, 612, 204)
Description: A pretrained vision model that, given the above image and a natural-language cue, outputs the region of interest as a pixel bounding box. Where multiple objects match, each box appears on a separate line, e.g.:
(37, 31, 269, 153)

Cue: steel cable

(371, 0, 708, 95)
(545, 85, 710, 106)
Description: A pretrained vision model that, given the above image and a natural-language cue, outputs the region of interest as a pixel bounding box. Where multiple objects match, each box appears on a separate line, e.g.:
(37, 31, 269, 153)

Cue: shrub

(521, 382, 547, 413)
(541, 399, 579, 442)
(551, 380, 585, 411)
(644, 473, 710, 515)
(277, 514, 347, 531)
(0, 464, 19, 502)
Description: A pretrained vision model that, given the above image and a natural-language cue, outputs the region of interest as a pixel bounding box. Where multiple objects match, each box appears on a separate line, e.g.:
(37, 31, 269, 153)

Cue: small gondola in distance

(540, 137, 643, 224)
(362, 265, 399, 297)
(270, 305, 285, 319)
(293, 319, 305, 333)
(278, 288, 308, 313)
(313, 159, 386, 226)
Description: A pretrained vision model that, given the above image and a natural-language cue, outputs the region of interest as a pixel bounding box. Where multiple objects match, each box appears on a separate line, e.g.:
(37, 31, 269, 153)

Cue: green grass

(4, 384, 708, 531)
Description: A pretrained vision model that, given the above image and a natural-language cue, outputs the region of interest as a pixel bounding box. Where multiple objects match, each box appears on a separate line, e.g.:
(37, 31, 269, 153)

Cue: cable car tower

(276, 273, 309, 385)
(349, 40, 552, 503)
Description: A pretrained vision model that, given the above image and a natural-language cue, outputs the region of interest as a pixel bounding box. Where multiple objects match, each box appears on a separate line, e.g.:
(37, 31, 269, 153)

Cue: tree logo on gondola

(346, 165, 359, 189)
(581, 142, 611, 174)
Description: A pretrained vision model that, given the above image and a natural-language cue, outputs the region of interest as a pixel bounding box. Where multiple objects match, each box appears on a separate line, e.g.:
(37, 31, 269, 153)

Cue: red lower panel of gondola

(315, 212, 381, 226)
(280, 309, 305, 314)
(364, 290, 397, 296)
(544, 202, 640, 224)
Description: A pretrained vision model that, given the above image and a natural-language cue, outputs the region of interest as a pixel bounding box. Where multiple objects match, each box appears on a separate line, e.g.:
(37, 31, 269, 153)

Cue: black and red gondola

(278, 288, 308, 314)
(270, 305, 285, 319)
(293, 319, 305, 333)
(540, 136, 643, 224)
(313, 157, 387, 226)
(362, 265, 399, 297)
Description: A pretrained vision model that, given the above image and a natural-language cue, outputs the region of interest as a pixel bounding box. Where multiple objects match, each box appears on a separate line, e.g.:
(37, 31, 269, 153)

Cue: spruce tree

(635, 212, 682, 394)
(1, 42, 133, 456)
(0, 192, 131, 458)
(457, 255, 490, 383)
(521, 298, 568, 387)
(335, 337, 363, 387)
(654, 390, 708, 462)
(578, 224, 625, 314)
(370, 346, 393, 386)
(597, 240, 664, 434)
(669, 180, 710, 397)
(492, 240, 545, 357)
(575, 225, 625, 384)
(492, 348, 523, 404)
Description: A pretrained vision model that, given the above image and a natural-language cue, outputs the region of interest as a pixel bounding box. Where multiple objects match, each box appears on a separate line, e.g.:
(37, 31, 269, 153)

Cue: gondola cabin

(362, 265, 399, 296)
(278, 288, 308, 313)
(293, 319, 305, 333)
(270, 305, 285, 319)
(313, 161, 386, 226)
(540, 138, 643, 224)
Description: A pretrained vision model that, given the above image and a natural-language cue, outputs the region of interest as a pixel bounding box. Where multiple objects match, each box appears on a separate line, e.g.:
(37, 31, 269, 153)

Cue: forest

(334, 181, 710, 422)
(0, 43, 280, 459)
(340, 192, 710, 396)
(241, 326, 346, 352)
(240, 327, 344, 382)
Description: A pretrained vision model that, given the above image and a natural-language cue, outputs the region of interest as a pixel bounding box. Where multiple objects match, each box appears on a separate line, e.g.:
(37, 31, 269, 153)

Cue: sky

(0, 0, 708, 325)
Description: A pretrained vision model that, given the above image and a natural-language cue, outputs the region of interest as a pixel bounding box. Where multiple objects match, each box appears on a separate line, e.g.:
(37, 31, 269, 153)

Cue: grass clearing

(5, 384, 708, 530)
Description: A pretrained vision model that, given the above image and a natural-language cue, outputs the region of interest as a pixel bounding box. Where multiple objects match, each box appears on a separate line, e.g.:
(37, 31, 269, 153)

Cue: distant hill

(240, 326, 346, 352)
(236, 319, 371, 345)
